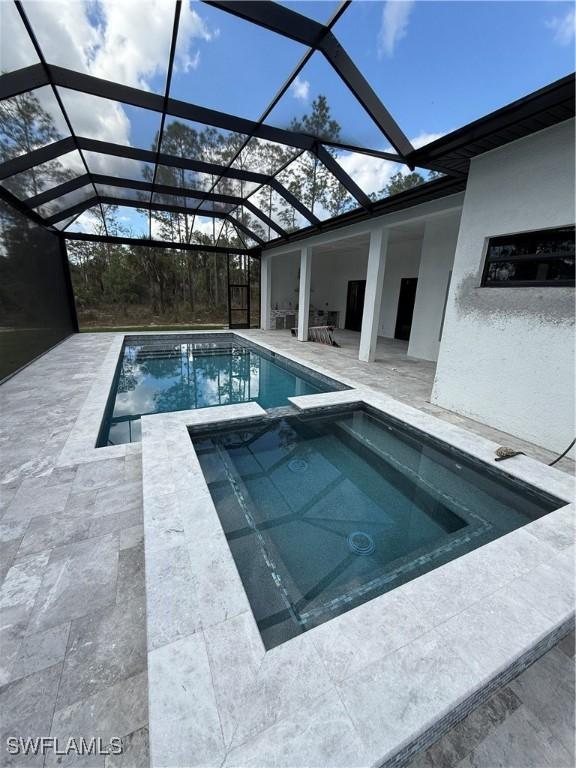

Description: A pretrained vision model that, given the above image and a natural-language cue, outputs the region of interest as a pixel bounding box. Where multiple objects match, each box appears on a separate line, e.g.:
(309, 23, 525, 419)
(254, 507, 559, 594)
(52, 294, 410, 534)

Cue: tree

(284, 95, 351, 218)
(0, 89, 76, 198)
(369, 170, 426, 202)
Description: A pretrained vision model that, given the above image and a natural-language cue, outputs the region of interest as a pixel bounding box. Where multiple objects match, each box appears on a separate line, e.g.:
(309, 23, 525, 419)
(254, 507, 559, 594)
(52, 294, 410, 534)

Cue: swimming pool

(98, 335, 344, 446)
(192, 406, 563, 649)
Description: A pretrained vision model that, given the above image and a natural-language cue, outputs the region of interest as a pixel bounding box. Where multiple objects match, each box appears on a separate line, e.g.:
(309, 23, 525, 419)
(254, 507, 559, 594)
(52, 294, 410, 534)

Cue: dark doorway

(394, 278, 418, 341)
(345, 280, 366, 331)
(228, 253, 250, 328)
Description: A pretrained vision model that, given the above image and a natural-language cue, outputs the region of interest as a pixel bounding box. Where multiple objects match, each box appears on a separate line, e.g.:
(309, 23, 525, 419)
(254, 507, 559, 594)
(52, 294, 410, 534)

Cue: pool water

(98, 338, 339, 446)
(193, 407, 562, 649)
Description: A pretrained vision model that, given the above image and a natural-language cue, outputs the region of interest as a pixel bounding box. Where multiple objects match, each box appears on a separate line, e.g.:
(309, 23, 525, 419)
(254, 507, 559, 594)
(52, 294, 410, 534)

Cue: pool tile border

(141, 389, 574, 768)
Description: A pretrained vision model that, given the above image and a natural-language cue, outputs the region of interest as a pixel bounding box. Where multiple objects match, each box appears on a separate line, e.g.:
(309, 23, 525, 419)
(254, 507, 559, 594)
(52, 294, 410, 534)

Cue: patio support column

(359, 226, 389, 363)
(297, 246, 312, 341)
(260, 253, 272, 330)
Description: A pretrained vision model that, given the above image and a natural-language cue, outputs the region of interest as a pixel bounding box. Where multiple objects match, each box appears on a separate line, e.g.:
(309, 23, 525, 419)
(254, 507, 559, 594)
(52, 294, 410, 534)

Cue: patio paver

(0, 330, 573, 766)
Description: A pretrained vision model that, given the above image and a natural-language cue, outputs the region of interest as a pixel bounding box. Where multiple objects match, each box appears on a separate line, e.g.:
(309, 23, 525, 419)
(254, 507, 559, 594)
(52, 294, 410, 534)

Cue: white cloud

(337, 131, 446, 195)
(4, 1, 216, 154)
(290, 75, 310, 101)
(546, 8, 575, 46)
(411, 131, 445, 150)
(180, 49, 201, 73)
(176, 3, 217, 73)
(338, 152, 399, 196)
(66, 210, 102, 235)
(18, 0, 215, 92)
(378, 1, 415, 58)
(194, 218, 218, 237)
(149, 213, 215, 242)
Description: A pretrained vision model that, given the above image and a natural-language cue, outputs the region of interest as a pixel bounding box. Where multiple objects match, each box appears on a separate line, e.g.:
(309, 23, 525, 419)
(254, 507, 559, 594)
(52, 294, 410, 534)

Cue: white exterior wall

(265, 194, 465, 333)
(270, 252, 299, 310)
(432, 120, 575, 453)
(378, 241, 422, 338)
(260, 253, 272, 330)
(307, 242, 422, 335)
(311, 250, 368, 327)
(408, 214, 461, 361)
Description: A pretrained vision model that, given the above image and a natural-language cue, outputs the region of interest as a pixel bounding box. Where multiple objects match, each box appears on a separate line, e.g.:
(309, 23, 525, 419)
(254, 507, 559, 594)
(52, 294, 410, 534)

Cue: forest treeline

(1, 87, 437, 328)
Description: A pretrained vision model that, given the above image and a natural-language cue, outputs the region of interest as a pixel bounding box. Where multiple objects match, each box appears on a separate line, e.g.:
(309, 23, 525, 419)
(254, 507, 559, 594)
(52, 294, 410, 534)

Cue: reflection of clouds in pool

(113, 385, 156, 417)
(104, 343, 336, 447)
(194, 368, 230, 406)
(113, 357, 187, 417)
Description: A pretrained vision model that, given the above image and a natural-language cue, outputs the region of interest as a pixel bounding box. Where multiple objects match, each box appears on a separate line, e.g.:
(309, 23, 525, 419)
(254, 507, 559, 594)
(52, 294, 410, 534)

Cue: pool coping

(140, 389, 575, 768)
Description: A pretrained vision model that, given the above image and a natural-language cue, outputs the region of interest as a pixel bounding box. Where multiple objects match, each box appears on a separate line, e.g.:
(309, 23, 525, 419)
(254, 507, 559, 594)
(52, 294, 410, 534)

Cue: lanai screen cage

(0, 0, 573, 379)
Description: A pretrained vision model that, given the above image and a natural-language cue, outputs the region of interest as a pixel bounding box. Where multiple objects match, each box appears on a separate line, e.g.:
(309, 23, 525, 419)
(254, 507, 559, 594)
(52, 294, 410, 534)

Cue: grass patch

(80, 324, 227, 333)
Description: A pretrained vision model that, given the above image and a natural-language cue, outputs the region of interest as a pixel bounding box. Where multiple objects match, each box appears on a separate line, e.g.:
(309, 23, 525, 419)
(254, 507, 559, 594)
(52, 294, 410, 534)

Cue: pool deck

(0, 330, 574, 767)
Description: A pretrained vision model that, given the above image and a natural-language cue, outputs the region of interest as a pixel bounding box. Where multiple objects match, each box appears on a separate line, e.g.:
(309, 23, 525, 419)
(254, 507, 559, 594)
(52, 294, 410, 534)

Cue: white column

(407, 215, 459, 362)
(297, 246, 312, 342)
(359, 227, 388, 362)
(260, 253, 272, 330)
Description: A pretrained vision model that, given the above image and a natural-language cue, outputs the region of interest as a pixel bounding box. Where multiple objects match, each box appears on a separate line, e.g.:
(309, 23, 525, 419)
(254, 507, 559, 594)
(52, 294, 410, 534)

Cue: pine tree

(0, 90, 76, 197)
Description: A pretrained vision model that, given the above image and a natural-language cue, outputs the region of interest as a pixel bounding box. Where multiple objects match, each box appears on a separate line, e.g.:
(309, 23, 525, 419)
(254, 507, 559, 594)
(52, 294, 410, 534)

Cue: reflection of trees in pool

(138, 354, 184, 382)
(117, 356, 140, 394)
(149, 348, 261, 412)
(152, 380, 194, 413)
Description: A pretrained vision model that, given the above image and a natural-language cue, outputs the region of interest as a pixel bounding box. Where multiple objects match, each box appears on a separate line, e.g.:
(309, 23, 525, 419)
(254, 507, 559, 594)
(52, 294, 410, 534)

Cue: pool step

(134, 345, 251, 362)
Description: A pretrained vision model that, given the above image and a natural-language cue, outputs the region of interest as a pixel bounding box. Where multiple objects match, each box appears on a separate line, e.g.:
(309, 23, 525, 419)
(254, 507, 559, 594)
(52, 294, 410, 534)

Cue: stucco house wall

(408, 213, 461, 362)
(378, 240, 422, 339)
(270, 251, 300, 311)
(432, 119, 575, 453)
(311, 249, 369, 327)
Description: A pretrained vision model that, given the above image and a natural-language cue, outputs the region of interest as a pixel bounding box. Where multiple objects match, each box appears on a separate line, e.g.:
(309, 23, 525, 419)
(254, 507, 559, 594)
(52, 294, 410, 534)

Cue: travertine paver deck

(141, 387, 573, 767)
(0, 334, 148, 768)
(0, 330, 573, 767)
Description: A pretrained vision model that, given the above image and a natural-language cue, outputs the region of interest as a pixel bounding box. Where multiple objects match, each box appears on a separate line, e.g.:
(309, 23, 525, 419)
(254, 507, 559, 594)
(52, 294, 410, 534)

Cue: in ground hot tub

(191, 406, 563, 649)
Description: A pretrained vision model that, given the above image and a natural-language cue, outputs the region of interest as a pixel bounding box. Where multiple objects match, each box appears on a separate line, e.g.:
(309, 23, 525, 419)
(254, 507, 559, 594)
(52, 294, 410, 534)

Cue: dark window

(481, 226, 575, 287)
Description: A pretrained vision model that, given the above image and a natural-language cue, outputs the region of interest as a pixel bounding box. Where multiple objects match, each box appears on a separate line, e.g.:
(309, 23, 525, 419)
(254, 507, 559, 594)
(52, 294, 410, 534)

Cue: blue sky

(164, 0, 575, 147)
(4, 1, 575, 151)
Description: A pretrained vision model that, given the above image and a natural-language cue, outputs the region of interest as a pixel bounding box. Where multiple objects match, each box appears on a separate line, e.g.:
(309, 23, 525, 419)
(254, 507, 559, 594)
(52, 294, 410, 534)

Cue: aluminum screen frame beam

(46, 194, 267, 245)
(63, 231, 252, 255)
(0, 62, 395, 206)
(184, 1, 354, 232)
(77, 139, 321, 224)
(91, 178, 287, 236)
(13, 1, 109, 236)
(25, 174, 92, 208)
(147, 1, 182, 240)
(26, 174, 288, 237)
(0, 182, 51, 228)
(0, 63, 48, 100)
(203, 1, 326, 47)
(316, 143, 371, 208)
(0, 135, 320, 226)
(204, 1, 414, 159)
(0, 137, 77, 180)
(0, 63, 382, 161)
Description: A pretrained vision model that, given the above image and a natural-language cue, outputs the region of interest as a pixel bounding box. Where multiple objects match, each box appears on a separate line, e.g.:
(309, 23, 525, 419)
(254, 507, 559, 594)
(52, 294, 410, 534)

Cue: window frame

(480, 225, 575, 288)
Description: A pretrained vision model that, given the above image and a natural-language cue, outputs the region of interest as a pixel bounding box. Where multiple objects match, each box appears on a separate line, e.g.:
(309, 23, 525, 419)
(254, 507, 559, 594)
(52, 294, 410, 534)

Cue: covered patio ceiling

(0, 0, 573, 254)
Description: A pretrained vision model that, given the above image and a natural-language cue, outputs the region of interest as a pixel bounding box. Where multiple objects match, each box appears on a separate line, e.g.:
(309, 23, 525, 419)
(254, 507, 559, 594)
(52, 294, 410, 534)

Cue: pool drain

(347, 531, 376, 556)
(288, 458, 308, 473)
